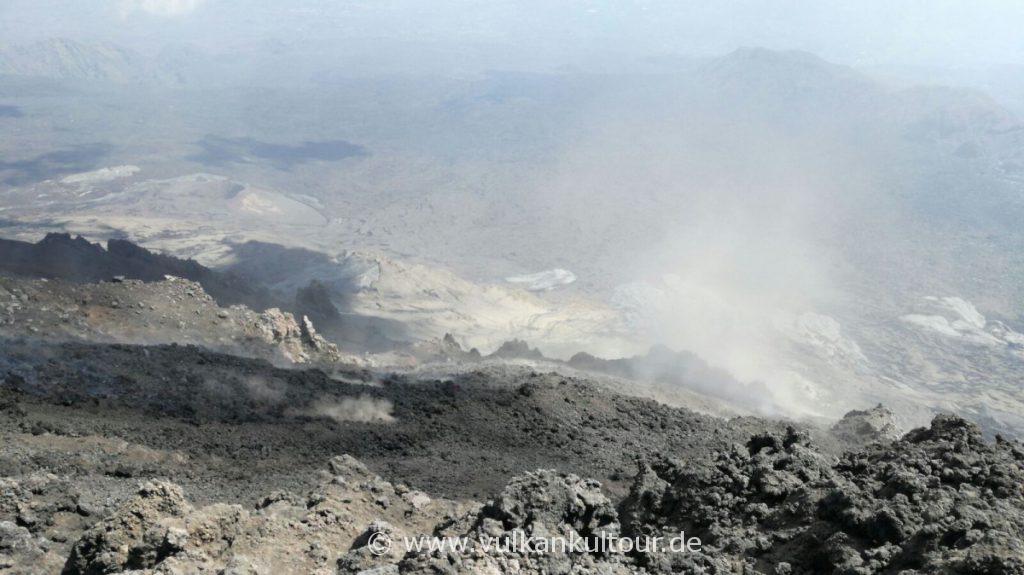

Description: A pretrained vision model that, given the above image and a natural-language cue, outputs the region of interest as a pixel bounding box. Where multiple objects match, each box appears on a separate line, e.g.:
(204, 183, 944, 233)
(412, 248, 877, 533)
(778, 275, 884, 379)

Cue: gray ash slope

(1, 341, 1022, 573)
(0, 336, 787, 572)
(0, 339, 781, 504)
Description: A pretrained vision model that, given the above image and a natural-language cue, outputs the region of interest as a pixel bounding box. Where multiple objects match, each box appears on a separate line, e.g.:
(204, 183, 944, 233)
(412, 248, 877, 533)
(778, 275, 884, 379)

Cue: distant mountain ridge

(0, 38, 138, 82)
(703, 47, 1020, 134)
(0, 233, 276, 310)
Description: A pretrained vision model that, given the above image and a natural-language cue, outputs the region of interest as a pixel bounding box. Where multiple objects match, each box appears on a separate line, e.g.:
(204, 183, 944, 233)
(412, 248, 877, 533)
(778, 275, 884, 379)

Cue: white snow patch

(506, 269, 577, 291)
(901, 296, 1021, 347)
(901, 314, 964, 338)
(925, 296, 987, 330)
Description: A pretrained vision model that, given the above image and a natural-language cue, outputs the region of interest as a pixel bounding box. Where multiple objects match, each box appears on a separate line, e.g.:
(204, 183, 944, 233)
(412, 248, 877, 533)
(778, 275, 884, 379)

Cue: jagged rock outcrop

(487, 339, 545, 361)
(621, 415, 1024, 574)
(251, 307, 341, 363)
(409, 332, 482, 363)
(481, 470, 619, 539)
(60, 456, 469, 575)
(252, 307, 309, 363)
(0, 275, 345, 365)
(63, 481, 192, 574)
(0, 473, 89, 573)
(829, 403, 901, 447)
(0, 520, 56, 574)
(301, 314, 341, 356)
(620, 426, 833, 573)
(0, 233, 275, 310)
(400, 470, 633, 575)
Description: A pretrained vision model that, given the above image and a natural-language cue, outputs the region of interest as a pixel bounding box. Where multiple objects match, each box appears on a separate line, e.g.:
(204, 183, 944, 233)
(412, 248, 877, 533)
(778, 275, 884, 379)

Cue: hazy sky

(2, 0, 1023, 70)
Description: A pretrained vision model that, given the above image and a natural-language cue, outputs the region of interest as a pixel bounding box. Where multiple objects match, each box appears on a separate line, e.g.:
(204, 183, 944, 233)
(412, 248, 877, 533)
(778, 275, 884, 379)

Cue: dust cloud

(288, 395, 397, 424)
